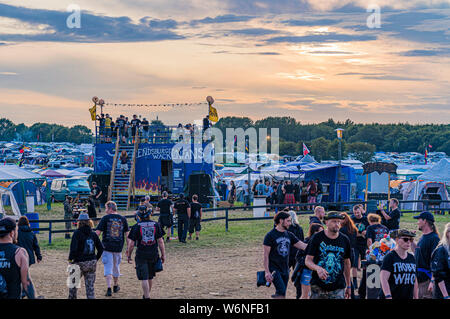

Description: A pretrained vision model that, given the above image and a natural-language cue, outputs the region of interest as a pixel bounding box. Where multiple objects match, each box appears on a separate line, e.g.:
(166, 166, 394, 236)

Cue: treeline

(213, 117, 450, 162)
(0, 118, 93, 144)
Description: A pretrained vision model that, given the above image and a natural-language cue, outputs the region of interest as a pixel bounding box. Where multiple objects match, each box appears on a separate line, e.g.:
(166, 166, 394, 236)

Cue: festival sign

(362, 162, 397, 175)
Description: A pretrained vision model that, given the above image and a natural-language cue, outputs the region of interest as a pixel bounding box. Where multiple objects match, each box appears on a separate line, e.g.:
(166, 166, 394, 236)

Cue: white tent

(0, 186, 21, 220)
(418, 159, 450, 184)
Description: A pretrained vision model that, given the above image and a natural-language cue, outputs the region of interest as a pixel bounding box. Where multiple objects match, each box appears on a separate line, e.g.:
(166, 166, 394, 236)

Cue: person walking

(380, 229, 418, 299)
(95, 201, 129, 297)
(17, 216, 42, 299)
(86, 195, 98, 222)
(293, 223, 324, 299)
(188, 195, 202, 241)
(127, 208, 166, 299)
(119, 150, 129, 177)
(243, 180, 250, 211)
(228, 181, 236, 208)
(411, 211, 440, 299)
(316, 179, 323, 204)
(156, 191, 174, 242)
(174, 194, 191, 243)
(287, 211, 304, 270)
(0, 218, 30, 299)
(351, 205, 369, 296)
(263, 211, 307, 299)
(430, 223, 450, 299)
(64, 195, 73, 239)
(300, 181, 308, 211)
(379, 198, 402, 231)
(282, 180, 295, 210)
(305, 212, 352, 299)
(68, 214, 104, 299)
(339, 212, 359, 299)
(306, 180, 317, 211)
(90, 182, 102, 214)
(144, 196, 153, 216)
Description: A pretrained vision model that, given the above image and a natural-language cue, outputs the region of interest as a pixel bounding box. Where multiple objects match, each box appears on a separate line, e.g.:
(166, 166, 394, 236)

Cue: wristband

(385, 294, 392, 298)
(346, 286, 351, 289)
(444, 296, 450, 299)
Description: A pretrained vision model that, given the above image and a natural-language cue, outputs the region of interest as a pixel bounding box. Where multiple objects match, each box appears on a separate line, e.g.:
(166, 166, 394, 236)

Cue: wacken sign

(363, 162, 397, 175)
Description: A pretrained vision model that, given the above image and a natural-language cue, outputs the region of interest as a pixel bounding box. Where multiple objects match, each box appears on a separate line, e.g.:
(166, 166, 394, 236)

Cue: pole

(387, 173, 391, 201)
(365, 173, 369, 211)
(338, 139, 342, 203)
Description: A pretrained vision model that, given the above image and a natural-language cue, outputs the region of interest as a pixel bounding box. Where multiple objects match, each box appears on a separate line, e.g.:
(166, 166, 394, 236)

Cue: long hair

(78, 219, 94, 229)
(18, 216, 30, 227)
(341, 212, 358, 235)
(439, 223, 449, 251)
(308, 223, 324, 238)
(288, 210, 299, 226)
(427, 220, 440, 237)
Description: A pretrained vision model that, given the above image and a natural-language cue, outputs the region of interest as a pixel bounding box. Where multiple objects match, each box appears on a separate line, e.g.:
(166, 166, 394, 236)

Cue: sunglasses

(399, 237, 414, 243)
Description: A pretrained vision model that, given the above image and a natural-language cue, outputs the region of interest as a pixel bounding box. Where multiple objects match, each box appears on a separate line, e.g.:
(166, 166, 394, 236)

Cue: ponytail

(429, 220, 440, 237)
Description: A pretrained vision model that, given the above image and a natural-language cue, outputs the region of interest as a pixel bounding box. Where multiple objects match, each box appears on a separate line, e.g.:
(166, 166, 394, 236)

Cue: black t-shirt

(174, 199, 190, 217)
(339, 226, 357, 248)
(116, 118, 126, 129)
(99, 117, 105, 127)
(384, 208, 401, 230)
(190, 202, 202, 219)
(306, 231, 351, 291)
(157, 199, 173, 216)
(263, 229, 300, 274)
(92, 186, 101, 197)
(415, 232, 440, 283)
(309, 216, 323, 225)
(284, 184, 294, 194)
(380, 250, 417, 299)
(131, 119, 141, 128)
(366, 224, 389, 244)
(288, 224, 304, 259)
(128, 221, 165, 262)
(96, 214, 129, 252)
(351, 215, 369, 247)
(141, 120, 149, 131)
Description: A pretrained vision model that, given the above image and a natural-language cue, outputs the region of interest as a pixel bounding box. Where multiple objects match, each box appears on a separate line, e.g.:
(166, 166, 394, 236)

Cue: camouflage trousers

(310, 285, 345, 299)
(68, 260, 97, 299)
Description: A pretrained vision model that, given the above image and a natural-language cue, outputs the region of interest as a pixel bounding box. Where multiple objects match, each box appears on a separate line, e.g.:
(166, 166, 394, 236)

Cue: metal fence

(24, 199, 449, 244)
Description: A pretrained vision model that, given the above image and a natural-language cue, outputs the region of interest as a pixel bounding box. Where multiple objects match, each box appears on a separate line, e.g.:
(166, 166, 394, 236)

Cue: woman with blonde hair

(430, 223, 450, 299)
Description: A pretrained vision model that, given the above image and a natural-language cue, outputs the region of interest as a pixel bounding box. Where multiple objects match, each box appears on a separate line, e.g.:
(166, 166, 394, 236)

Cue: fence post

(225, 209, 229, 232)
(48, 222, 52, 245)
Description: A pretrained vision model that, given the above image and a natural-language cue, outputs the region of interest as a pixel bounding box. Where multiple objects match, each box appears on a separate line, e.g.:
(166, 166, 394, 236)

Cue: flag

(303, 143, 310, 156)
(209, 105, 219, 122)
(89, 105, 97, 121)
(428, 144, 432, 149)
(425, 148, 428, 164)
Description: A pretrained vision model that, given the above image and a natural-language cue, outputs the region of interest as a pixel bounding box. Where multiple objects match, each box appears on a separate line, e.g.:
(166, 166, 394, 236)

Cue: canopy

(40, 169, 65, 177)
(0, 185, 21, 219)
(418, 159, 450, 184)
(0, 165, 44, 181)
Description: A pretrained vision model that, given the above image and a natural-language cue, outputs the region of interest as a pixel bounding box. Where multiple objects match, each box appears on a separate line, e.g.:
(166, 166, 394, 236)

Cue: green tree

(346, 142, 376, 163)
(309, 137, 331, 162)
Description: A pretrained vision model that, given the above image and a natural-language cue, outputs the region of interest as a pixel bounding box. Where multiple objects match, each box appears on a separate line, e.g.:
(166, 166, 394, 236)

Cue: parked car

(50, 177, 91, 202)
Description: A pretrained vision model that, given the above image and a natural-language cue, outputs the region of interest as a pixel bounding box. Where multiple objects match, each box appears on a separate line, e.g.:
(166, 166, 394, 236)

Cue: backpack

(0, 273, 7, 299)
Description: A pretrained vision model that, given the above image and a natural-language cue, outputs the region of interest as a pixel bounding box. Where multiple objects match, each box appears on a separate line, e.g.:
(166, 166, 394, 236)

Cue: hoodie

(17, 225, 42, 266)
(69, 225, 104, 263)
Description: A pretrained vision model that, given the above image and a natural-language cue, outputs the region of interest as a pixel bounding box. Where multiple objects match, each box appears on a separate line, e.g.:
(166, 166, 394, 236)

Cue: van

(50, 177, 91, 202)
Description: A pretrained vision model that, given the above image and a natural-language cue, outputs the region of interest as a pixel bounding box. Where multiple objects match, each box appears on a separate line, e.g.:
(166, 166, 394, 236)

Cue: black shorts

(352, 246, 366, 268)
(135, 259, 157, 280)
(159, 215, 173, 228)
(189, 218, 201, 233)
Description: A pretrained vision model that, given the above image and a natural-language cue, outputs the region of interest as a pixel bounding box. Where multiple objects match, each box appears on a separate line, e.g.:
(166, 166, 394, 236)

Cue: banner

(209, 105, 219, 122)
(89, 105, 96, 121)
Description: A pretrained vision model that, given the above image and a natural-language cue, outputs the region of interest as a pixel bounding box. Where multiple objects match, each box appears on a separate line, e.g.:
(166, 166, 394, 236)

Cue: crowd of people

(96, 113, 211, 144)
(217, 178, 324, 210)
(262, 199, 450, 299)
(1, 194, 448, 300)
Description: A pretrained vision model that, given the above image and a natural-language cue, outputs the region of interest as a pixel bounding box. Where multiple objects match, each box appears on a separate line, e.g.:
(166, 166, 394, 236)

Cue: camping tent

(417, 159, 450, 184)
(40, 169, 65, 178)
(0, 185, 21, 220)
(400, 180, 450, 211)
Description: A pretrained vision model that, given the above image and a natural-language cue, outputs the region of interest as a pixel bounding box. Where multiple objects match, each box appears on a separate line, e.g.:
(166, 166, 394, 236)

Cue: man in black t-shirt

(263, 211, 307, 299)
(305, 212, 352, 299)
(141, 118, 149, 142)
(351, 205, 369, 292)
(366, 213, 390, 247)
(174, 194, 191, 243)
(116, 115, 126, 143)
(411, 211, 440, 299)
(380, 229, 418, 299)
(90, 182, 102, 213)
(188, 195, 202, 241)
(130, 115, 141, 142)
(95, 201, 129, 297)
(127, 209, 165, 299)
(156, 191, 174, 242)
(380, 198, 401, 231)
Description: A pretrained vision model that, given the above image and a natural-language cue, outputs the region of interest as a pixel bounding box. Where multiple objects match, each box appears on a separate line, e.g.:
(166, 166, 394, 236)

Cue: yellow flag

(89, 105, 96, 121)
(209, 105, 218, 122)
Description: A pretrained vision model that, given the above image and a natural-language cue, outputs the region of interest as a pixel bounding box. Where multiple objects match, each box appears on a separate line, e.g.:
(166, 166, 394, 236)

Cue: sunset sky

(0, 1, 449, 129)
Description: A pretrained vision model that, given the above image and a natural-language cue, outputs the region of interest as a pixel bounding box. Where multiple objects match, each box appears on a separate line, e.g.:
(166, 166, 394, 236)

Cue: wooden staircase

(108, 132, 139, 211)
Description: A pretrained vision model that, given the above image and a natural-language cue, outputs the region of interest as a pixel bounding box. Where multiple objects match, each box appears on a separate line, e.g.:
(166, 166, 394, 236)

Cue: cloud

(213, 50, 281, 55)
(0, 3, 184, 43)
(189, 14, 255, 26)
(266, 33, 377, 44)
(228, 28, 281, 36)
(398, 48, 450, 56)
(139, 17, 179, 29)
(361, 75, 430, 81)
(281, 19, 342, 26)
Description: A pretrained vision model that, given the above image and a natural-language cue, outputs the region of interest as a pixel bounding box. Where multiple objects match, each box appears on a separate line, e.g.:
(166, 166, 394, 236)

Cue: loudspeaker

(188, 174, 212, 203)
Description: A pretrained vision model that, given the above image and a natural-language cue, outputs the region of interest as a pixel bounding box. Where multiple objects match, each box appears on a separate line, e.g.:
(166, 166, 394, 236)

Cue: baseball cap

(0, 218, 17, 235)
(137, 208, 151, 220)
(413, 211, 435, 222)
(77, 213, 90, 221)
(324, 211, 345, 221)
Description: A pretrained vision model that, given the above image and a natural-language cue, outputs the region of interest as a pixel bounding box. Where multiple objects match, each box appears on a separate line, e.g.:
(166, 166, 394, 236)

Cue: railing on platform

(25, 199, 449, 244)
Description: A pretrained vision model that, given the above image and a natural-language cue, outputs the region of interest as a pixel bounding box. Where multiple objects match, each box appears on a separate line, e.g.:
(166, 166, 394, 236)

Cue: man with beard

(263, 211, 307, 299)
(411, 212, 440, 299)
(305, 212, 352, 299)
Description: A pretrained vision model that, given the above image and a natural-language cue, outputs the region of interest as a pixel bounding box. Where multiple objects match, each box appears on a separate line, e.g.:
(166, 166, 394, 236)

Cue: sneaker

(166, 237, 170, 242)
(196, 237, 199, 240)
(113, 285, 120, 293)
(105, 288, 112, 297)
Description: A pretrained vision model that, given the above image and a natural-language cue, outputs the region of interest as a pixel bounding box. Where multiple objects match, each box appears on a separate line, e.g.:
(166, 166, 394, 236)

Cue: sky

(0, 0, 449, 129)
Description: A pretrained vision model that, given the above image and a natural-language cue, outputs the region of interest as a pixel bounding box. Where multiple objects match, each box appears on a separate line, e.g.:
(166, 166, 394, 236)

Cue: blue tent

(418, 159, 450, 184)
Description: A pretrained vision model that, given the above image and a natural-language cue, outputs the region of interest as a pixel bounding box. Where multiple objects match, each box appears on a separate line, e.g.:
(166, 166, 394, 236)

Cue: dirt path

(31, 243, 298, 299)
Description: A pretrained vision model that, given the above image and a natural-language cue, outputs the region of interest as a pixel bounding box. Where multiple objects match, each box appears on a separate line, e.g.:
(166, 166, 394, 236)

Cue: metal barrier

(26, 199, 449, 244)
